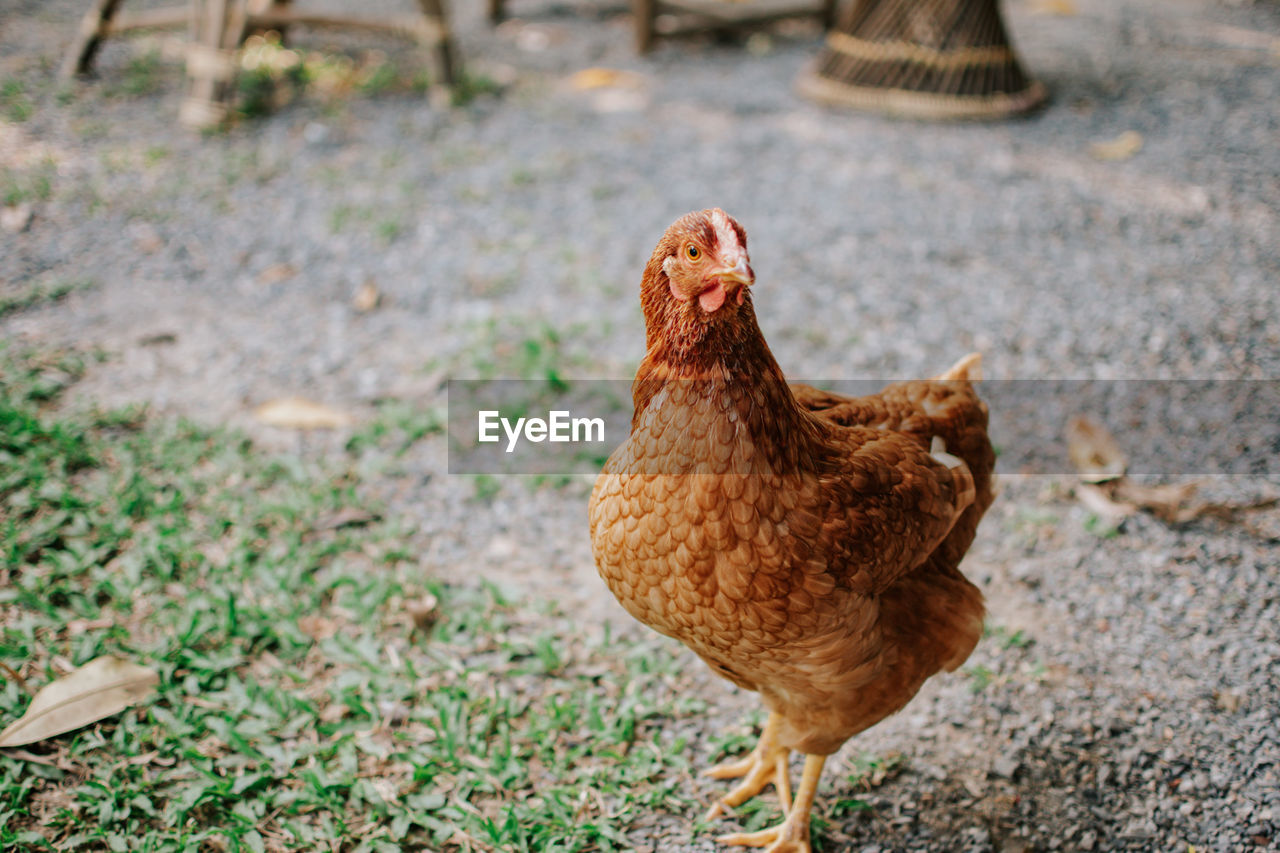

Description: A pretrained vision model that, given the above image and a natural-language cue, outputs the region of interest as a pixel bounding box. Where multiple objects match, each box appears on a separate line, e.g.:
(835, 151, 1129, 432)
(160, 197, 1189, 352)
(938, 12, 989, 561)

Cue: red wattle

(699, 282, 726, 312)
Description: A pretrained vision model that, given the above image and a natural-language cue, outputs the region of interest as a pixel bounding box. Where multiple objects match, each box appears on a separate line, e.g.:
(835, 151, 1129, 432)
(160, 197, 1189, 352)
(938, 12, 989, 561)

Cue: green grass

(2, 159, 56, 208)
(104, 50, 166, 99)
(0, 279, 93, 319)
(0, 347, 701, 852)
(1, 78, 35, 122)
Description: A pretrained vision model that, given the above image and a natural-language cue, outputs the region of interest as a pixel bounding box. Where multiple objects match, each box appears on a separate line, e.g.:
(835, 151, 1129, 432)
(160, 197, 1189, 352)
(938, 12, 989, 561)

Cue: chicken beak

(697, 255, 754, 313)
(713, 257, 754, 306)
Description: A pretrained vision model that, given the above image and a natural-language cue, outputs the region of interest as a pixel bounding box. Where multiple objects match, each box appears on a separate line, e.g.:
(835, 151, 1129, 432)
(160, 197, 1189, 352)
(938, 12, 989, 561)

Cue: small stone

(993, 755, 1021, 779)
(1, 202, 32, 233)
(921, 763, 947, 781)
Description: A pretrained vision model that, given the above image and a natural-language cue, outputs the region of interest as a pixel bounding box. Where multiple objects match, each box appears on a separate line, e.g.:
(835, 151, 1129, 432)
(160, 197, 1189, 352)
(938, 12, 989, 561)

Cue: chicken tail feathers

(936, 352, 983, 382)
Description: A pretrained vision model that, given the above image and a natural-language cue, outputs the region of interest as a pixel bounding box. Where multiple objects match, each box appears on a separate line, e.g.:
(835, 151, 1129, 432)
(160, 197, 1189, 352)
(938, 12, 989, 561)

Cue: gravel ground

(3, 0, 1279, 850)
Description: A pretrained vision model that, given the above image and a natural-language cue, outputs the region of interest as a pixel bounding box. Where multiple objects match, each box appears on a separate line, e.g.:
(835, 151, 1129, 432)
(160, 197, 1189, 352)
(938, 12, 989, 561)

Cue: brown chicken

(588, 209, 994, 852)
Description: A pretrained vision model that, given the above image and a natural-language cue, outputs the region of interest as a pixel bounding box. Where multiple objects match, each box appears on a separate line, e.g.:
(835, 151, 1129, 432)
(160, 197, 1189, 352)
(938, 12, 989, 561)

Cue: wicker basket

(796, 0, 1046, 120)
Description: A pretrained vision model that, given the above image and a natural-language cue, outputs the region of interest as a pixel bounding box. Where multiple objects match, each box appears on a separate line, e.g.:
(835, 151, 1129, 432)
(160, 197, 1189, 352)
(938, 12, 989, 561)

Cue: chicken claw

(704, 713, 792, 820)
(716, 827, 808, 853)
(717, 754, 826, 853)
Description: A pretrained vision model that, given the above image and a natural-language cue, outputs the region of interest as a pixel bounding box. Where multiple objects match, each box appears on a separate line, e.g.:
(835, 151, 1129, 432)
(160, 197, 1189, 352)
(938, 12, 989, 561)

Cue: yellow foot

(717, 753, 827, 853)
(704, 714, 791, 820)
(717, 821, 809, 853)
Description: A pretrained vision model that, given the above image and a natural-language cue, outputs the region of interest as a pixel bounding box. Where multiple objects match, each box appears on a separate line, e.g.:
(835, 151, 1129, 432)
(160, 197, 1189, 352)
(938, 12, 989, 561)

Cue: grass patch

(0, 347, 701, 851)
(0, 279, 93, 319)
(104, 50, 166, 99)
(2, 159, 56, 208)
(1, 78, 35, 122)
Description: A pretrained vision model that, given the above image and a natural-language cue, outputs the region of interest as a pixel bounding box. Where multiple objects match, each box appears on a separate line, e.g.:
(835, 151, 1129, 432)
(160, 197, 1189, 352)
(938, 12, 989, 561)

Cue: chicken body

(589, 209, 993, 852)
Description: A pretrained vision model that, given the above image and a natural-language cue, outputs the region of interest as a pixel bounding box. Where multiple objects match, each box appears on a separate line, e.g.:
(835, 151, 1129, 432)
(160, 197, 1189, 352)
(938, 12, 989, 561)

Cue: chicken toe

(717, 754, 825, 853)
(704, 713, 792, 819)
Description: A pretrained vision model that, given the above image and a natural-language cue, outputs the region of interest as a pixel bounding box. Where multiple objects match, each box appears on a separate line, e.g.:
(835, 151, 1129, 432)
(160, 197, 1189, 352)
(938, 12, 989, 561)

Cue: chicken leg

(704, 713, 792, 820)
(717, 754, 826, 853)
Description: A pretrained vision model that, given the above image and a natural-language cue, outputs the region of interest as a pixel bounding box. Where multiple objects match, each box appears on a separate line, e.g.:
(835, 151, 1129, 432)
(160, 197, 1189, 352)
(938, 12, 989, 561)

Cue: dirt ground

(3, 0, 1279, 849)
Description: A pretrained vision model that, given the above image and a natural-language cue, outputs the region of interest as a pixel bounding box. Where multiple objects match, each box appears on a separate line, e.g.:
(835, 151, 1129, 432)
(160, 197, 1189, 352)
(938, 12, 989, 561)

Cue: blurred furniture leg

(60, 0, 461, 128)
(61, 0, 192, 78)
(415, 0, 458, 94)
(633, 0, 835, 54)
(796, 0, 1046, 119)
(179, 0, 244, 129)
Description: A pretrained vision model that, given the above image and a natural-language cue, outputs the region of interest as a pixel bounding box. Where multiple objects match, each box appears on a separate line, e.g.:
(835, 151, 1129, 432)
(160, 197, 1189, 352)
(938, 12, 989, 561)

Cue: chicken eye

(685, 244, 701, 261)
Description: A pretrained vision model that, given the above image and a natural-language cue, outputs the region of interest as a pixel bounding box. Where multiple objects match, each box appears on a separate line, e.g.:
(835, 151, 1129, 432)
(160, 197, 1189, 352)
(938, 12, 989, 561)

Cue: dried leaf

(407, 593, 440, 633)
(256, 262, 299, 285)
(0, 656, 159, 747)
(254, 397, 353, 430)
(352, 279, 381, 313)
(1076, 483, 1135, 522)
(313, 507, 380, 531)
(1111, 480, 1199, 522)
(1032, 0, 1076, 15)
(1113, 480, 1278, 525)
(1089, 130, 1144, 161)
(567, 67, 644, 91)
(1065, 415, 1127, 482)
(298, 614, 340, 641)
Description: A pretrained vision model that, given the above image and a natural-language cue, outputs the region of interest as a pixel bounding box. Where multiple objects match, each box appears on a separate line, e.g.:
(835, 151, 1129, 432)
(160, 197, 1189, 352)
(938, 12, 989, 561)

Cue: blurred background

(1, 0, 1278, 850)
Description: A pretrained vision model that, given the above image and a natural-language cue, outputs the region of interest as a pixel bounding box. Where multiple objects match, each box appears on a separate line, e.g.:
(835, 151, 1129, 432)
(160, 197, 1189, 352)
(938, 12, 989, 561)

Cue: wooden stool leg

(179, 0, 251, 129)
(819, 0, 837, 30)
(60, 0, 127, 79)
(248, 0, 292, 42)
(633, 0, 656, 53)
(414, 0, 458, 91)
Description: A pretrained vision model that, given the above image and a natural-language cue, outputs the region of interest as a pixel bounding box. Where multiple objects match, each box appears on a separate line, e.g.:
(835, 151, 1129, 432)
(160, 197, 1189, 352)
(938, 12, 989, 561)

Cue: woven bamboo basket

(796, 0, 1046, 120)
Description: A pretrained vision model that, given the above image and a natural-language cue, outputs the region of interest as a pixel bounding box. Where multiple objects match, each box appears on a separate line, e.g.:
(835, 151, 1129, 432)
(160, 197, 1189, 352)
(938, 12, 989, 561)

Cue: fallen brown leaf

(256, 262, 299, 285)
(298, 614, 341, 641)
(1076, 482, 1135, 523)
(352, 279, 381, 313)
(567, 67, 645, 91)
(1090, 130, 1144, 161)
(406, 593, 440, 633)
(0, 656, 159, 747)
(1032, 0, 1076, 15)
(313, 507, 380, 531)
(1111, 480, 1199, 523)
(254, 397, 354, 430)
(1084, 477, 1280, 528)
(1065, 415, 1127, 483)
